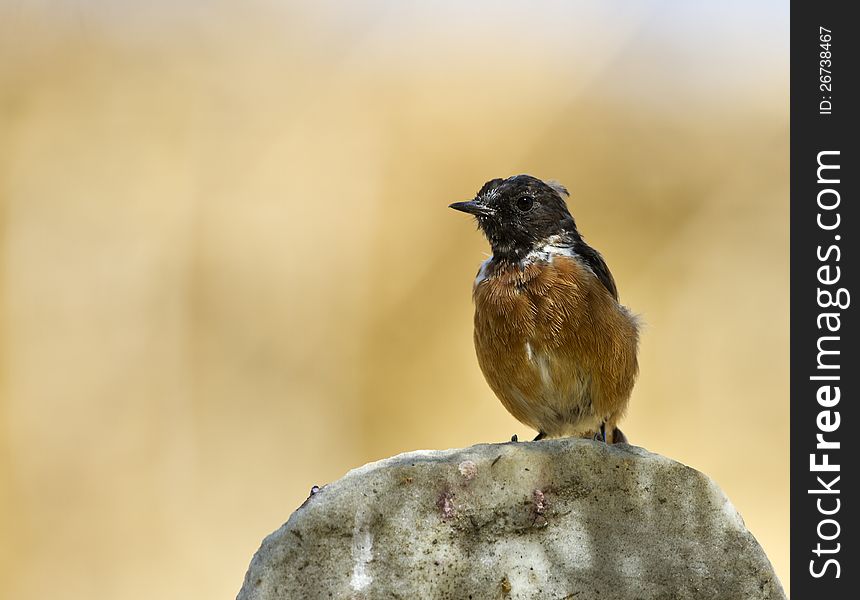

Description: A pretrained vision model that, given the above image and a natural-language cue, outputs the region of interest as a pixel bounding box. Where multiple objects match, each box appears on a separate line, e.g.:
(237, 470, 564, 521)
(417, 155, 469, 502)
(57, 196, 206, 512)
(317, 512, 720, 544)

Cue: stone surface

(237, 439, 785, 600)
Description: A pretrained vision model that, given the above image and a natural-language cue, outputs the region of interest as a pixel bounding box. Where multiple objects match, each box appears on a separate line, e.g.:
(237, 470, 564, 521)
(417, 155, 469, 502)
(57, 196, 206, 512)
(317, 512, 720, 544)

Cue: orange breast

(472, 254, 639, 437)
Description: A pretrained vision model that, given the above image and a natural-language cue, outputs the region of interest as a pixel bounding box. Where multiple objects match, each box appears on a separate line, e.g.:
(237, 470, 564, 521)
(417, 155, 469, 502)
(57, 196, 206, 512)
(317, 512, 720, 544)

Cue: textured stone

(237, 439, 785, 600)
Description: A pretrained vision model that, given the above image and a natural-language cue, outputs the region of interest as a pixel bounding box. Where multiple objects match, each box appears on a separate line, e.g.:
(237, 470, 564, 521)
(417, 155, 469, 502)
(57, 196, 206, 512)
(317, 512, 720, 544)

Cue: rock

(237, 439, 785, 600)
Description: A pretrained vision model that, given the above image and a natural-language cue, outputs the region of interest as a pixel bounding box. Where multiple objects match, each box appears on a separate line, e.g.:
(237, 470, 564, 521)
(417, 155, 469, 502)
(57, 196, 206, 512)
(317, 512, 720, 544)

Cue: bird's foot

(533, 431, 546, 441)
(510, 434, 519, 443)
(592, 425, 629, 444)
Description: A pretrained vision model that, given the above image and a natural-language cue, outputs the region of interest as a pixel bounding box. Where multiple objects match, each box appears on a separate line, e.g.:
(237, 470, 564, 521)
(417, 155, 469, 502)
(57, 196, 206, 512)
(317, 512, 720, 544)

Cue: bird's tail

(611, 426, 628, 444)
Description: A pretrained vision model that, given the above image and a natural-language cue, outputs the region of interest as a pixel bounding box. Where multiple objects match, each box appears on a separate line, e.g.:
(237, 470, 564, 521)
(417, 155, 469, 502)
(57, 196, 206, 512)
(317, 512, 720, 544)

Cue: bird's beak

(449, 200, 495, 216)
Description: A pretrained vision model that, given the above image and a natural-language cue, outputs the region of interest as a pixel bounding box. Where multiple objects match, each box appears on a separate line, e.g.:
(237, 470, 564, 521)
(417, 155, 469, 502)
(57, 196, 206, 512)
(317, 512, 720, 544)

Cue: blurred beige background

(0, 1, 788, 598)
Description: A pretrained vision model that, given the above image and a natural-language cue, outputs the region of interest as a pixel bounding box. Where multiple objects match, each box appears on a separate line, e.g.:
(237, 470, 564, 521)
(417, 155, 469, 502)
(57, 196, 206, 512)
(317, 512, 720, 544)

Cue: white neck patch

(474, 236, 578, 286)
(524, 235, 577, 265)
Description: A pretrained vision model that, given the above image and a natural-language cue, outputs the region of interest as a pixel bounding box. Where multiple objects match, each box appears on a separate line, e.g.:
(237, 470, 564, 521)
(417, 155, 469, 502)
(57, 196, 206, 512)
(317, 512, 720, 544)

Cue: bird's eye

(516, 196, 534, 212)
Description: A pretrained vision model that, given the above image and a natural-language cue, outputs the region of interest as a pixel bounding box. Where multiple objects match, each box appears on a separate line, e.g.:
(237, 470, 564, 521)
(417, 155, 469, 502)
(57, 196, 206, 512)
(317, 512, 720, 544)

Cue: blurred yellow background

(0, 1, 789, 598)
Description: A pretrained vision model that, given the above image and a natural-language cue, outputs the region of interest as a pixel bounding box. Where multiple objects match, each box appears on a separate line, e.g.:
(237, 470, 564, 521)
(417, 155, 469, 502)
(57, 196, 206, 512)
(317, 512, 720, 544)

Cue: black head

(449, 175, 579, 262)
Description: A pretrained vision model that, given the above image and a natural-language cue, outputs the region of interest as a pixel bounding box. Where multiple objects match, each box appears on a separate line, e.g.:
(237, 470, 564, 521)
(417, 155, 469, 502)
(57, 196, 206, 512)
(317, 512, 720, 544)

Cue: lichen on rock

(237, 439, 785, 600)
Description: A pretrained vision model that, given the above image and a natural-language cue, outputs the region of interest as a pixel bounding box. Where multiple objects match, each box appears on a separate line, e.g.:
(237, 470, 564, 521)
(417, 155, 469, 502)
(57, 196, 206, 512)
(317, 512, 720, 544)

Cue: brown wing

(574, 242, 618, 300)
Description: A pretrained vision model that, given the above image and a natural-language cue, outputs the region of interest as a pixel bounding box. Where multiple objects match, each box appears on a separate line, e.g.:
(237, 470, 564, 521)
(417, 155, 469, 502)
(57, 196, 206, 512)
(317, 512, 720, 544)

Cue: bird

(449, 175, 639, 444)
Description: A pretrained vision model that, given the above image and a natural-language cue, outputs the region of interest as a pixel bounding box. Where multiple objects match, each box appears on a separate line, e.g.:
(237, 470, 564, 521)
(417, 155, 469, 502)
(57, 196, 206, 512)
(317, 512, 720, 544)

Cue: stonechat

(450, 175, 639, 443)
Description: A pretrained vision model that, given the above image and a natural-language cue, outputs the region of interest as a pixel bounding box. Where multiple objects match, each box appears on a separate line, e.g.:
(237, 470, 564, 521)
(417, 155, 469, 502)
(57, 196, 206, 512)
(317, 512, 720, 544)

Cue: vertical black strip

(791, 1, 858, 595)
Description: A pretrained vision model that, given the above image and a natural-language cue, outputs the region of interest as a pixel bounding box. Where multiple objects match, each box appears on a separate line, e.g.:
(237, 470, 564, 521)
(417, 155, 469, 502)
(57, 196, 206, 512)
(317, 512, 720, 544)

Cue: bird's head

(449, 175, 578, 262)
